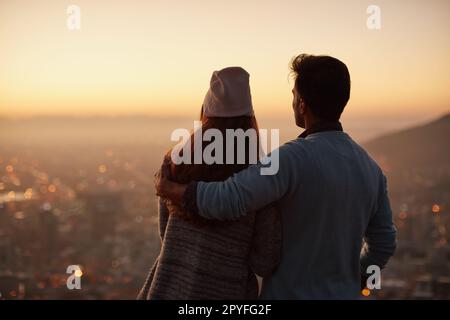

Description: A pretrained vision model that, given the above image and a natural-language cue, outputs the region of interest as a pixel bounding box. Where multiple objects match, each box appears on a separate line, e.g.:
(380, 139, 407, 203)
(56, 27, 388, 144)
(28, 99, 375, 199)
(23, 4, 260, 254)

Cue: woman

(138, 67, 281, 299)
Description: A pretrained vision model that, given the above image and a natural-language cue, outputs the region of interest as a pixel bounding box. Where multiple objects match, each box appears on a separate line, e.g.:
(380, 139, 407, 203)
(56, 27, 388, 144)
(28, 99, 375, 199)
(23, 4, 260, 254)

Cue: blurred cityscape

(365, 114, 450, 299)
(0, 115, 449, 299)
(0, 117, 171, 299)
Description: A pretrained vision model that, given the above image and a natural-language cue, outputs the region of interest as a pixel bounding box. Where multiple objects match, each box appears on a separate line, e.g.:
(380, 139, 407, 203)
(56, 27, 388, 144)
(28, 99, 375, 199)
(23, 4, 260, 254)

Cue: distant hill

(364, 114, 450, 171)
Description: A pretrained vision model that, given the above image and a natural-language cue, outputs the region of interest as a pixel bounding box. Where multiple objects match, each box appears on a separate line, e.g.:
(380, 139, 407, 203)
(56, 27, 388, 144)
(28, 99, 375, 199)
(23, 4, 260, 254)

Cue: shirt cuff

(182, 181, 199, 215)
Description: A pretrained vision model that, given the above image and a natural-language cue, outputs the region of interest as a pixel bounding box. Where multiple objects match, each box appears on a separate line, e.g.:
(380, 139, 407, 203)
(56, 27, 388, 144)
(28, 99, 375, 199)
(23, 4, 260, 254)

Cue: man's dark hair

(290, 54, 351, 121)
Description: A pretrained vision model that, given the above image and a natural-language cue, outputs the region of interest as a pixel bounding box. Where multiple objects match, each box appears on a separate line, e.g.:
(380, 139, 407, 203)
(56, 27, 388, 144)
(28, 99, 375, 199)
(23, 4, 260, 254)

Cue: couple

(138, 54, 397, 300)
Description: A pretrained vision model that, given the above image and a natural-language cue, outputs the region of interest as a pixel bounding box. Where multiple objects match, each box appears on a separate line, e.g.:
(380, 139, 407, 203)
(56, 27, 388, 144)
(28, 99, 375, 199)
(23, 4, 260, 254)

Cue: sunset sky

(0, 0, 449, 119)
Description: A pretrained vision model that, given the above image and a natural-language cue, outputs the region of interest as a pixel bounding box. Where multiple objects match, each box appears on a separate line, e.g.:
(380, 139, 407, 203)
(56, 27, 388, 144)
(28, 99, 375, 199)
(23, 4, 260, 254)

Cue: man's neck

(299, 118, 343, 138)
(304, 118, 318, 131)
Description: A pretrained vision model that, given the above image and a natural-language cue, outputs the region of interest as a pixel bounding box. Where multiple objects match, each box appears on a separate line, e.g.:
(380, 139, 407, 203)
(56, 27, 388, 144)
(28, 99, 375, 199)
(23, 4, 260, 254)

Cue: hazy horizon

(1, 111, 446, 145)
(1, 0, 449, 119)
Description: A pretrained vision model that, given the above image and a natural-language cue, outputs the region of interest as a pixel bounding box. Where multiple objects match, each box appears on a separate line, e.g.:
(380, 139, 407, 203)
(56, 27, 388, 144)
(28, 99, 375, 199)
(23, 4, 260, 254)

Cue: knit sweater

(137, 198, 281, 300)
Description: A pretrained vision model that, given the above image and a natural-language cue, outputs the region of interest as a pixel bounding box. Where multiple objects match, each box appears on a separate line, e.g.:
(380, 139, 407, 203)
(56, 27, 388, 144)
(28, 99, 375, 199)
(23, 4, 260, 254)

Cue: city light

(432, 204, 441, 214)
(74, 270, 83, 278)
(7, 191, 16, 201)
(361, 288, 371, 297)
(24, 188, 33, 199)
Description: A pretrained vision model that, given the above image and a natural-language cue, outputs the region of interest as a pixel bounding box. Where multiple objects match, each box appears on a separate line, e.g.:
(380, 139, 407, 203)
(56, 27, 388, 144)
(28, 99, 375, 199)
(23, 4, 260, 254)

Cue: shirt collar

(298, 120, 343, 139)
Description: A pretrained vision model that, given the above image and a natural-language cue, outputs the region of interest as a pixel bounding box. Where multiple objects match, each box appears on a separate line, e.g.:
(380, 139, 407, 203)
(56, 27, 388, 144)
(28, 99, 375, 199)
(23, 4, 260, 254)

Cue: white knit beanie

(202, 67, 254, 117)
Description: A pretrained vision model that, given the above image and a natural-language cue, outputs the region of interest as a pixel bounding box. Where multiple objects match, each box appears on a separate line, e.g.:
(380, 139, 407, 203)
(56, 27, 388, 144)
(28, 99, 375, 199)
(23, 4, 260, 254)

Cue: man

(155, 54, 397, 299)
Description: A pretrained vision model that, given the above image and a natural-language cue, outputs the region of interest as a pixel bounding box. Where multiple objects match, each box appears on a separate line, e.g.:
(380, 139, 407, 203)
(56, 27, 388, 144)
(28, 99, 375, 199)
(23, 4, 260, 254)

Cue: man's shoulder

(280, 134, 330, 155)
(266, 137, 312, 171)
(277, 137, 310, 157)
(283, 136, 311, 148)
(345, 135, 384, 177)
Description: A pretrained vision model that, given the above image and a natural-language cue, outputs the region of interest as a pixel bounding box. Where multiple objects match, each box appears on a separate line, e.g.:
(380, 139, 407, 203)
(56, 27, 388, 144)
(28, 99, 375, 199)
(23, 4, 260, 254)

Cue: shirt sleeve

(360, 173, 397, 273)
(193, 143, 299, 220)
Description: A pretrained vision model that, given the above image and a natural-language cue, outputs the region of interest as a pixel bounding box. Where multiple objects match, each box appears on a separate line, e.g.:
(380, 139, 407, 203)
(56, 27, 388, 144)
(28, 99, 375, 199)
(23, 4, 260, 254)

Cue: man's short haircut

(290, 54, 351, 121)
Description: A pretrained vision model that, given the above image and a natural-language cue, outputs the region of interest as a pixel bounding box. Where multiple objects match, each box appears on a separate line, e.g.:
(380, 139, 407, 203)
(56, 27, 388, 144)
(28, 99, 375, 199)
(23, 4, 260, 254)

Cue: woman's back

(138, 67, 281, 300)
(146, 200, 260, 299)
(139, 121, 281, 299)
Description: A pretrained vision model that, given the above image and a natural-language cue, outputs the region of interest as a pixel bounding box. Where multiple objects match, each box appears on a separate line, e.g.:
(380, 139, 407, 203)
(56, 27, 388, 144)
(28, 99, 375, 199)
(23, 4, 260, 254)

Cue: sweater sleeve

(158, 197, 169, 240)
(138, 197, 167, 300)
(249, 203, 282, 278)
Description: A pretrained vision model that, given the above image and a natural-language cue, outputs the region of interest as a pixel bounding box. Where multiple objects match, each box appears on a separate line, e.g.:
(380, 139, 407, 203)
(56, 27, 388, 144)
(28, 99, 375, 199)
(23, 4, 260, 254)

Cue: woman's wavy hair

(164, 107, 259, 223)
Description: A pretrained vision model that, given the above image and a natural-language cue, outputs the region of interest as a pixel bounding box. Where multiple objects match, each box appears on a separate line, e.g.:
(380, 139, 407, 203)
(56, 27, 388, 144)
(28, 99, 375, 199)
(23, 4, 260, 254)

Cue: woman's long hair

(164, 108, 259, 221)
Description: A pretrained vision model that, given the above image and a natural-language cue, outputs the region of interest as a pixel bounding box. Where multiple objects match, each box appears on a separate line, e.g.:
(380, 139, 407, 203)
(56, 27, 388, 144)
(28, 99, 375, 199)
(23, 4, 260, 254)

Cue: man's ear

(299, 98, 306, 114)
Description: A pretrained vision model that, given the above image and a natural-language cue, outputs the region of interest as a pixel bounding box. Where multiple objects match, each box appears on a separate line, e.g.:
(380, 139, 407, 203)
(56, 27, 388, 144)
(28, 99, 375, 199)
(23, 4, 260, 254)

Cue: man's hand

(154, 156, 171, 197)
(153, 156, 187, 206)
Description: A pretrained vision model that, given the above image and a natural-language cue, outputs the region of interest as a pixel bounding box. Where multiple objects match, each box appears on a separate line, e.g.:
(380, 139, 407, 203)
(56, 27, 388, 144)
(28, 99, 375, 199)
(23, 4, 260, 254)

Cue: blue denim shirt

(195, 131, 397, 299)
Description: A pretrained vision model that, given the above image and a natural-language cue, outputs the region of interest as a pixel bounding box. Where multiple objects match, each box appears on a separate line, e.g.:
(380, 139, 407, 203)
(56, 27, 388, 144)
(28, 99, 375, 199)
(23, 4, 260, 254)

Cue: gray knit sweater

(138, 198, 281, 300)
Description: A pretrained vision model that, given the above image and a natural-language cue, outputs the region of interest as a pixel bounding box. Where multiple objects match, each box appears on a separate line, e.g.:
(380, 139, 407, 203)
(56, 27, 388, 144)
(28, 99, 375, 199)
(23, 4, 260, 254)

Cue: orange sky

(0, 0, 449, 118)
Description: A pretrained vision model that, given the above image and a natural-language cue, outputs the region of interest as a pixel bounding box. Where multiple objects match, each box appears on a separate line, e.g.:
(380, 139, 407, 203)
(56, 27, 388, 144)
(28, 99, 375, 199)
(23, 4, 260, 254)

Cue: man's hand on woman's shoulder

(154, 156, 188, 206)
(153, 156, 170, 197)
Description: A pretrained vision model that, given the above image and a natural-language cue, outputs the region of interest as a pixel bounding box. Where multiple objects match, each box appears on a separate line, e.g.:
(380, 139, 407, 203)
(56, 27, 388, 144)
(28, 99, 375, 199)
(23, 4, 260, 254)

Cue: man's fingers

(154, 156, 173, 196)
